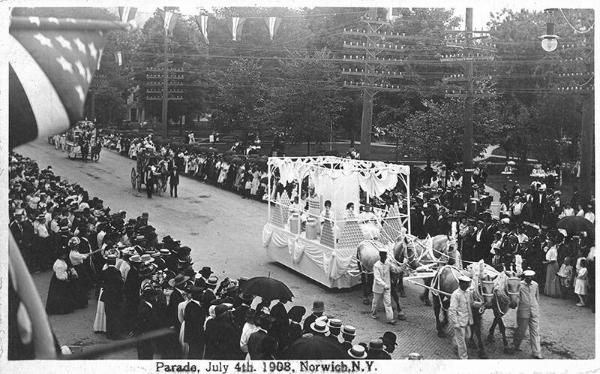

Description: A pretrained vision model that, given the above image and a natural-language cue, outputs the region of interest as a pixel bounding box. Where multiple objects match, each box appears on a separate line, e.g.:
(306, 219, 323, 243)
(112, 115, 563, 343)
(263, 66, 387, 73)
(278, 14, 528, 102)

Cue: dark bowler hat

(312, 300, 324, 313)
(369, 339, 384, 351)
(288, 305, 306, 323)
(199, 266, 213, 278)
(382, 331, 398, 346)
(215, 303, 232, 317)
(178, 246, 192, 257)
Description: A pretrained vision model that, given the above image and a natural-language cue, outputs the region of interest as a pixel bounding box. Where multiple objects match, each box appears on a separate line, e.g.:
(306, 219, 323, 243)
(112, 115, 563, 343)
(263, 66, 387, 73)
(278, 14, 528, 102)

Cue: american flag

(9, 14, 126, 148)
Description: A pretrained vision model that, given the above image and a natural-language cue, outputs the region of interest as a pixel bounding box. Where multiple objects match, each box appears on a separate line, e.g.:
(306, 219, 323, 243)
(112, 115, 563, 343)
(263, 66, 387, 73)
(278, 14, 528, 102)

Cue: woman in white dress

(575, 258, 589, 307)
(218, 162, 229, 186)
(250, 168, 260, 197)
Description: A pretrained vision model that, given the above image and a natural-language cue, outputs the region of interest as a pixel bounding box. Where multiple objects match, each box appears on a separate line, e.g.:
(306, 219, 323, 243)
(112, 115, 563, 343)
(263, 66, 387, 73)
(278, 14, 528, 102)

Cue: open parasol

(557, 216, 594, 238)
(240, 276, 294, 302)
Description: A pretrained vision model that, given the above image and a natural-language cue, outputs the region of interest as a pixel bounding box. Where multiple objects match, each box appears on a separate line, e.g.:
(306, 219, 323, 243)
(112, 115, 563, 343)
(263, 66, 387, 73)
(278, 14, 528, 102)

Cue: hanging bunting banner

(164, 11, 178, 34)
(230, 17, 246, 41)
(264, 16, 281, 40)
(96, 47, 104, 70)
(199, 14, 209, 44)
(118, 7, 137, 23)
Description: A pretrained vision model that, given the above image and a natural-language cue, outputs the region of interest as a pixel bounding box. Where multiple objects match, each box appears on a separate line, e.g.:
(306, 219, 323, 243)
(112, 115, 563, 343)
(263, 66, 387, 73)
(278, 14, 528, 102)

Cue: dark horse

(356, 239, 407, 320)
(429, 264, 488, 358)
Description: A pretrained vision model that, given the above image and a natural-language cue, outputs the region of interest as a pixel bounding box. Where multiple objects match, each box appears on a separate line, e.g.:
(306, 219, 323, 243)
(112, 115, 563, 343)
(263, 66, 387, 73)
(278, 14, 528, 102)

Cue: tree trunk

(306, 139, 311, 155)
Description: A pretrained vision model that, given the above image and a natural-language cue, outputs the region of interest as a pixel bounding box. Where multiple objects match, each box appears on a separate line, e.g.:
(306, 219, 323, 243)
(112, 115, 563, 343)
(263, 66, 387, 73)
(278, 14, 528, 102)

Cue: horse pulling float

(262, 156, 411, 289)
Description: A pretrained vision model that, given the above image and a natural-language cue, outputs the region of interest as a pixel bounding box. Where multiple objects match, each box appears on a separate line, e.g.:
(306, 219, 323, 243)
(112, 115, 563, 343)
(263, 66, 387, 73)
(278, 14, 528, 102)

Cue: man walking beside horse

(371, 248, 397, 325)
(448, 275, 483, 359)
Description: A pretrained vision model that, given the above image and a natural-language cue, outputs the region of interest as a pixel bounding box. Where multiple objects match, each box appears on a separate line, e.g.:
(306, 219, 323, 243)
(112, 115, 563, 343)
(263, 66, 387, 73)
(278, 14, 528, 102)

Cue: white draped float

(264, 156, 411, 289)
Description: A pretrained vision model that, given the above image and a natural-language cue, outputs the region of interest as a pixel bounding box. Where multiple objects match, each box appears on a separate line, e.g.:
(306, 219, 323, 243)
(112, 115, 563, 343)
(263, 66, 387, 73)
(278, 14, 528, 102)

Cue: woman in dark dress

(268, 301, 289, 355)
(46, 249, 76, 315)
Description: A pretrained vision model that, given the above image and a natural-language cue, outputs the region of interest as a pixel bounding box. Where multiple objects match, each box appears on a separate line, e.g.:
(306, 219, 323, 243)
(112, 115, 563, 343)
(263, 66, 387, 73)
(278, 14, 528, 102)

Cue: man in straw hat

(512, 269, 542, 358)
(134, 286, 160, 359)
(347, 344, 368, 359)
(340, 325, 357, 352)
(448, 274, 480, 359)
(371, 248, 396, 325)
(167, 274, 190, 329)
(366, 338, 391, 359)
(327, 318, 343, 345)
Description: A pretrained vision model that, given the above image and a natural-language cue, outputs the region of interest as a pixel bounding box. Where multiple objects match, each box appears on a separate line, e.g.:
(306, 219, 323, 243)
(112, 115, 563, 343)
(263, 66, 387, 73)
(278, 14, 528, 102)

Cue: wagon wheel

(131, 167, 137, 189)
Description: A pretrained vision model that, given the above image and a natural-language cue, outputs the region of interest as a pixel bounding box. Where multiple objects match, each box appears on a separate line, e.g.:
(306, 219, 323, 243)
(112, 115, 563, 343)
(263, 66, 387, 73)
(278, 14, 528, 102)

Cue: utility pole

(462, 8, 474, 204)
(162, 7, 169, 138)
(580, 90, 594, 199)
(359, 8, 378, 160)
(342, 7, 409, 160)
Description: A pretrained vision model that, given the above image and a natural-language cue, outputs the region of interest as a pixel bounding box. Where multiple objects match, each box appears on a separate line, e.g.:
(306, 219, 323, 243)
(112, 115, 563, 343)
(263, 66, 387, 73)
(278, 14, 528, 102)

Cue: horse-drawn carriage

(130, 149, 168, 194)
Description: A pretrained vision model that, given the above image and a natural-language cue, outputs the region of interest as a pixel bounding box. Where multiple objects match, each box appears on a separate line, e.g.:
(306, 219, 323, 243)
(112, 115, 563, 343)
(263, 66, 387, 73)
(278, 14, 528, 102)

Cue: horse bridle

(402, 234, 456, 267)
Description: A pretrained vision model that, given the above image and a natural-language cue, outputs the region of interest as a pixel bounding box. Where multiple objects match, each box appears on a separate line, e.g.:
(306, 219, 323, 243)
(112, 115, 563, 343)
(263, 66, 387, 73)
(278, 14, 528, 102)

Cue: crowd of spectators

(100, 132, 596, 309)
(9, 151, 403, 360)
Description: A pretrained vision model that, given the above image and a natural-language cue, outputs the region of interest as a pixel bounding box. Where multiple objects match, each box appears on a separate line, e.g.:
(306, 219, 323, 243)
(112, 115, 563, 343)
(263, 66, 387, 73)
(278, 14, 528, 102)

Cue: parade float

(263, 156, 411, 289)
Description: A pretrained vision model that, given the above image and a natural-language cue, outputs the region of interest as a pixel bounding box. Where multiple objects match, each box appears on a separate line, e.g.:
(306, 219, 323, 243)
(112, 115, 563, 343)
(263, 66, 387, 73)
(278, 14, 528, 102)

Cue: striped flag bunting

(265, 17, 281, 40)
(230, 17, 246, 41)
(164, 11, 178, 34)
(199, 14, 209, 44)
(118, 7, 137, 23)
(9, 14, 127, 148)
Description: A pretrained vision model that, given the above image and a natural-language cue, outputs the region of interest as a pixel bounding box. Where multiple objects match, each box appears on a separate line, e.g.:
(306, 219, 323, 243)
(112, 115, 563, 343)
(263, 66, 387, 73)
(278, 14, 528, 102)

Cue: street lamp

(540, 21, 559, 52)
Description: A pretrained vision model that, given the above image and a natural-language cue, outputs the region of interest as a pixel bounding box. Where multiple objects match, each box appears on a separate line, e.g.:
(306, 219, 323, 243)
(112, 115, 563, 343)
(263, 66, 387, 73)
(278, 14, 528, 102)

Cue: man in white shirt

(240, 311, 260, 356)
(512, 270, 542, 359)
(448, 275, 481, 359)
(584, 204, 595, 223)
(371, 249, 396, 325)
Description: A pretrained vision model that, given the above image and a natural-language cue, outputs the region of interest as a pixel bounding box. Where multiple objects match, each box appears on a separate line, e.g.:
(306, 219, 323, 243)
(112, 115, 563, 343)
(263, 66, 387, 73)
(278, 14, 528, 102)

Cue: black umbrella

(240, 276, 294, 302)
(282, 336, 346, 359)
(557, 216, 595, 238)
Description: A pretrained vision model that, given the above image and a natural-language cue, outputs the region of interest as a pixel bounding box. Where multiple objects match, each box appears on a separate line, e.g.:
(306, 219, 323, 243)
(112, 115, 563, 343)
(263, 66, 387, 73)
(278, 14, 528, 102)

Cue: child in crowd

(490, 232, 503, 268)
(575, 258, 588, 307)
(557, 256, 574, 299)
